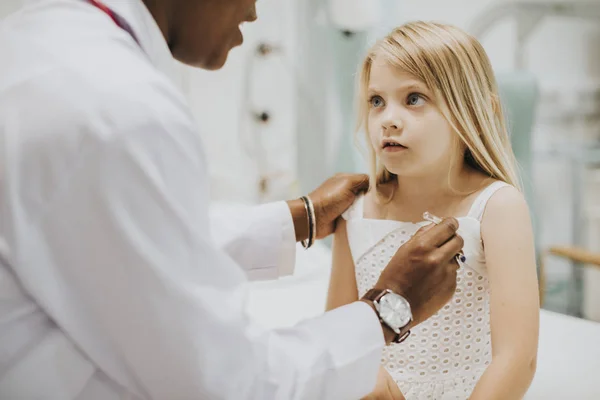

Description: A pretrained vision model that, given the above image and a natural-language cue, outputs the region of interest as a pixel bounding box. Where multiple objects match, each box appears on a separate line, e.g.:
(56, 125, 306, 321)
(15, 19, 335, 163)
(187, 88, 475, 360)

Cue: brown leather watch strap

(362, 289, 412, 344)
(363, 288, 387, 302)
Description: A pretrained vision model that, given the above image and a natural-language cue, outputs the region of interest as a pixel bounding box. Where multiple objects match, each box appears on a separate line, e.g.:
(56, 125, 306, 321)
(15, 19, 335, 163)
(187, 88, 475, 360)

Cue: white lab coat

(0, 0, 384, 399)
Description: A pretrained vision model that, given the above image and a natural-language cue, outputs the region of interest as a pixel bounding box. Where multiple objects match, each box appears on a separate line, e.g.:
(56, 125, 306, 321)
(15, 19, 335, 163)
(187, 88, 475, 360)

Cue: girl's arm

(326, 218, 360, 311)
(469, 186, 540, 400)
(328, 219, 405, 400)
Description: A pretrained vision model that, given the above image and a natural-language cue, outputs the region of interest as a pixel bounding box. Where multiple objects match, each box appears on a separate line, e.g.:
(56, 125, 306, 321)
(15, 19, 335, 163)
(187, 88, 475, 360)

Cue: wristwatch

(363, 288, 413, 344)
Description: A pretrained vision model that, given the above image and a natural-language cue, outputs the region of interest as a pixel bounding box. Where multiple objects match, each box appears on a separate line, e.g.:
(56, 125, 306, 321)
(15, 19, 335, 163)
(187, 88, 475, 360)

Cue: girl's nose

(382, 111, 403, 133)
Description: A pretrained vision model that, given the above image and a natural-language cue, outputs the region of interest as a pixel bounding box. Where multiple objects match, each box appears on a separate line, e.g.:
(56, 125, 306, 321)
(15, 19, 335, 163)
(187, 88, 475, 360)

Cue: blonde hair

(356, 21, 521, 194)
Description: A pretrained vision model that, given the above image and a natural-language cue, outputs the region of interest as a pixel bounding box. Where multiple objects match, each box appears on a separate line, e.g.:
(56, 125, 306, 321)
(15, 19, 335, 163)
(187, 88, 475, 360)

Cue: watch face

(378, 292, 412, 330)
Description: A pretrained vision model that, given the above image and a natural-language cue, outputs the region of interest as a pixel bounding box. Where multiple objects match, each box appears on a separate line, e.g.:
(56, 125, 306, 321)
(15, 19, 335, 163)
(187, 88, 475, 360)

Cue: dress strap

(467, 181, 511, 221)
(342, 195, 365, 220)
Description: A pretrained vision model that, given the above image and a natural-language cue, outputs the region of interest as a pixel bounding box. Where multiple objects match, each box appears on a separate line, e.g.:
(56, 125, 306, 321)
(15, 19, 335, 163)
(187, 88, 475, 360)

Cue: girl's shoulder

(362, 182, 396, 220)
(478, 182, 523, 219)
(471, 179, 518, 213)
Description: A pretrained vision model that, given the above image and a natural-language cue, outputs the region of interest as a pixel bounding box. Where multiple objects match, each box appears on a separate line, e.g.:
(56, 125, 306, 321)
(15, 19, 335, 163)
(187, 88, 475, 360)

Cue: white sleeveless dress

(342, 181, 509, 400)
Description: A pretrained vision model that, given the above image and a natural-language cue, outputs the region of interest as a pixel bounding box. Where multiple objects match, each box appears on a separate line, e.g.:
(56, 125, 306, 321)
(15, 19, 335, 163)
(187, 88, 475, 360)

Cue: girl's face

(367, 59, 460, 180)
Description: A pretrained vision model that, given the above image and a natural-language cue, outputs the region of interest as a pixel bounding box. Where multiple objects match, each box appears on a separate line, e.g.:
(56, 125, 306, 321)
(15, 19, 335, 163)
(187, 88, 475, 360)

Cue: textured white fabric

(343, 181, 509, 399)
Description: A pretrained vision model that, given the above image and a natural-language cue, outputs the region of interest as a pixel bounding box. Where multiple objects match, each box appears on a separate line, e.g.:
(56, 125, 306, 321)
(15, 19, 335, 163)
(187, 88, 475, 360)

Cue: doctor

(0, 0, 464, 399)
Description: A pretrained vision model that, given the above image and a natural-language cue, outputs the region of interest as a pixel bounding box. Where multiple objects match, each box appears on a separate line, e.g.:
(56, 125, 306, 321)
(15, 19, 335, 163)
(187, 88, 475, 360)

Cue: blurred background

(3, 0, 597, 320)
(174, 0, 600, 323)
(185, 1, 600, 392)
(2, 0, 600, 397)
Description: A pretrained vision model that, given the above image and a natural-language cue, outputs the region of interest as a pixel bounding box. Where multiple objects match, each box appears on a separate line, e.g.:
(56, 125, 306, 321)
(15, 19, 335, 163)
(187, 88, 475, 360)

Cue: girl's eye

(369, 95, 385, 108)
(407, 93, 425, 106)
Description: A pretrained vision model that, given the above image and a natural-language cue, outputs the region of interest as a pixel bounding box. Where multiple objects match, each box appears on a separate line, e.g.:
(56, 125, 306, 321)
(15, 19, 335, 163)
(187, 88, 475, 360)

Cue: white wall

(0, 0, 22, 17)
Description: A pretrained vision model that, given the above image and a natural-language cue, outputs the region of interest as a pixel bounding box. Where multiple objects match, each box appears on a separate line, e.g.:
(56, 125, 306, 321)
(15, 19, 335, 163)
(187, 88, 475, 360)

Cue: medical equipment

(237, 0, 384, 203)
(238, 40, 330, 202)
(469, 0, 600, 69)
(422, 212, 467, 264)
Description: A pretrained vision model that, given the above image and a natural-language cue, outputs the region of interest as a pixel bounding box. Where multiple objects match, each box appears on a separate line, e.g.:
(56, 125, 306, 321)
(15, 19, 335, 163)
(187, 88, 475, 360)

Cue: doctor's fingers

(346, 173, 369, 194)
(413, 217, 460, 250)
(436, 234, 464, 264)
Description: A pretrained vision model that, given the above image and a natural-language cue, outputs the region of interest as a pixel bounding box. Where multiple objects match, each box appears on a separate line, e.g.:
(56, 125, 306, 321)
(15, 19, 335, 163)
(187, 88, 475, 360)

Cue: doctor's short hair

(355, 21, 521, 193)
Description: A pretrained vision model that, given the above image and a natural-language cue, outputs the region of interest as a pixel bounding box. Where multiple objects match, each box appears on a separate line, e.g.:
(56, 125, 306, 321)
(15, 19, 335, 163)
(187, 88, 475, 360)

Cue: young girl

(326, 22, 540, 400)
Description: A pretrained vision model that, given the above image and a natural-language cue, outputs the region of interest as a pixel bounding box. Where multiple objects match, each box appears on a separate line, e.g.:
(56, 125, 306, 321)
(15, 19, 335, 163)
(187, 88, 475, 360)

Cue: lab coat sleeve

(13, 76, 385, 400)
(209, 201, 297, 281)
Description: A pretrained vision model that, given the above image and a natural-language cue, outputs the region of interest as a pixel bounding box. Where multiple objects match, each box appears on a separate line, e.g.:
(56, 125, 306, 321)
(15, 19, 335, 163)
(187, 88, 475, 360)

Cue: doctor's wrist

(360, 299, 397, 345)
(287, 199, 309, 242)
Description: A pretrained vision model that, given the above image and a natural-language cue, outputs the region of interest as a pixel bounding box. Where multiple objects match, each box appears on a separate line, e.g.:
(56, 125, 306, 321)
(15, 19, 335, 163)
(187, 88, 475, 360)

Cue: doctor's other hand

(361, 367, 405, 400)
(373, 218, 462, 329)
(287, 173, 369, 241)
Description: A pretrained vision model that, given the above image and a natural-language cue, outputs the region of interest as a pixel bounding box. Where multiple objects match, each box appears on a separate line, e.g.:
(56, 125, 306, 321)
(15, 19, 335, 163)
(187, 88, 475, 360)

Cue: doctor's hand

(287, 173, 369, 242)
(361, 367, 405, 400)
(369, 218, 463, 342)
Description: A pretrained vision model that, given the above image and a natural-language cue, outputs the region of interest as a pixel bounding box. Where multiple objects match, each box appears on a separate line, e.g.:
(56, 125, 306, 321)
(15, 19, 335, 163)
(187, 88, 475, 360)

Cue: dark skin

(142, 0, 257, 69)
(141, 0, 463, 348)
